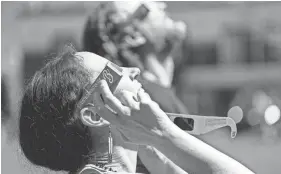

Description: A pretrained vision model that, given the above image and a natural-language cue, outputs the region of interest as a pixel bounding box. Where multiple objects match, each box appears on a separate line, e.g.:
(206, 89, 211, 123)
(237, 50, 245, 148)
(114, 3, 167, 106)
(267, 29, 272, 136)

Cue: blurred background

(2, 1, 281, 174)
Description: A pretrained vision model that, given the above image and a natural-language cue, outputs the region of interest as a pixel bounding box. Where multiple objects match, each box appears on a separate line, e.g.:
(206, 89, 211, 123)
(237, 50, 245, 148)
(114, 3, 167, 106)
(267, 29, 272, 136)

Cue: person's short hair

(19, 46, 94, 172)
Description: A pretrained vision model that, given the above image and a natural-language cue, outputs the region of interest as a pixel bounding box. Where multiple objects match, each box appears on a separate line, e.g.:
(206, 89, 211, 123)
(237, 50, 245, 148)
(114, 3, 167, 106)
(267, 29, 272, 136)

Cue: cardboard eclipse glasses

(77, 62, 241, 138)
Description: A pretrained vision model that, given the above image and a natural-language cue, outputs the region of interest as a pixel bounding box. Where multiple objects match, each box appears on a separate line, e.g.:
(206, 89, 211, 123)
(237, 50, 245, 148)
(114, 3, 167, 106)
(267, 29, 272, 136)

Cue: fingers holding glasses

(137, 88, 151, 103)
(93, 80, 136, 128)
(96, 80, 131, 116)
(115, 90, 140, 110)
(137, 88, 160, 110)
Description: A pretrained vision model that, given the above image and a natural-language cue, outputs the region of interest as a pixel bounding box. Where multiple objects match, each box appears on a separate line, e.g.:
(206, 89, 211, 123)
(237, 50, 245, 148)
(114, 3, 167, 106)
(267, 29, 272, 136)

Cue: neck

(88, 126, 138, 173)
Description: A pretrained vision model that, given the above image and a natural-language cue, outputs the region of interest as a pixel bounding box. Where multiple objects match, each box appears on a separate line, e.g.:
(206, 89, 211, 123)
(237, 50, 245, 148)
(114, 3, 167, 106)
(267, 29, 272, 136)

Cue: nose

(129, 68, 140, 80)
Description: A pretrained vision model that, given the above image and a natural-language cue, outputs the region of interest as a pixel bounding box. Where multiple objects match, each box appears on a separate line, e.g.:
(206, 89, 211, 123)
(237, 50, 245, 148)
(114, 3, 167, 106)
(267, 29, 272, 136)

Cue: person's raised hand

(93, 79, 173, 145)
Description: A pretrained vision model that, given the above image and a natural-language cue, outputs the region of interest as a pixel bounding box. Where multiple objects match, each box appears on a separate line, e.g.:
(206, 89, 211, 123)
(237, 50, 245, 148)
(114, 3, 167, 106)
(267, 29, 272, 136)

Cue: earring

(108, 125, 113, 164)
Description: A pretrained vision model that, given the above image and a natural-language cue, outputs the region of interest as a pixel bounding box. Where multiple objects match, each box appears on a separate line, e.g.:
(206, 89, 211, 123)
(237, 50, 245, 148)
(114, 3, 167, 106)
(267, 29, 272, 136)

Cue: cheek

(121, 68, 130, 76)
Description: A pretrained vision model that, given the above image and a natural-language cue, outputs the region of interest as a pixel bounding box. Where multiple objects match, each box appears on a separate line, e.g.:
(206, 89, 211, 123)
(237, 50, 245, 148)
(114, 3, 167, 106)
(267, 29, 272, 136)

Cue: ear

(80, 106, 109, 127)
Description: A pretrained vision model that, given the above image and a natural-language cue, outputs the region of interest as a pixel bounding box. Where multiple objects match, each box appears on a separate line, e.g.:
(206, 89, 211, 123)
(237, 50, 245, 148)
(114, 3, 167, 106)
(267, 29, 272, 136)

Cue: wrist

(162, 119, 184, 142)
(152, 120, 181, 148)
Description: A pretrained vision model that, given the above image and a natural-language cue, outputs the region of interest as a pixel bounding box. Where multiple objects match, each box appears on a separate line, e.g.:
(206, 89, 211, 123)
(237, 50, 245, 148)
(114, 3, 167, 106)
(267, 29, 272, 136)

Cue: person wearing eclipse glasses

(19, 46, 254, 174)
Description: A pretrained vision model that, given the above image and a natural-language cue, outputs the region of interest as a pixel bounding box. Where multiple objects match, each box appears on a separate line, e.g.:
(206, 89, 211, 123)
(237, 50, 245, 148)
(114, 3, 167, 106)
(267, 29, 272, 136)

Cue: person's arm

(152, 121, 254, 174)
(138, 145, 188, 174)
(145, 55, 171, 87)
(162, 56, 175, 85)
(94, 80, 255, 174)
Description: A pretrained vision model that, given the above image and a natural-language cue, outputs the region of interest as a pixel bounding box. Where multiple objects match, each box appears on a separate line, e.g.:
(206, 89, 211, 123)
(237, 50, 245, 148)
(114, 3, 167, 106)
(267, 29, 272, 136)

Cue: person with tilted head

(19, 48, 190, 174)
(19, 47, 254, 174)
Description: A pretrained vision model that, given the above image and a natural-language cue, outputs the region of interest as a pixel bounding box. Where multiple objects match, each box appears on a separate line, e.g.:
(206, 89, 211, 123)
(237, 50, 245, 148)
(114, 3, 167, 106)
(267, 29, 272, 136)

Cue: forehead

(75, 52, 109, 74)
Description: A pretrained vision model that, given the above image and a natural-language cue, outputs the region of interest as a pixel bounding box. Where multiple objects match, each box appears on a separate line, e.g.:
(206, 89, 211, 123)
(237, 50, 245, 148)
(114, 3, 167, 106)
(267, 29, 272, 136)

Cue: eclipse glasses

(76, 61, 242, 138)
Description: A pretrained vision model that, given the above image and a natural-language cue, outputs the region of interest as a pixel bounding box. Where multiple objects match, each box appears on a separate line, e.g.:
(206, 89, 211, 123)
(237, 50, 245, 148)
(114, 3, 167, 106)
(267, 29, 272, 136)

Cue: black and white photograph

(2, 1, 281, 174)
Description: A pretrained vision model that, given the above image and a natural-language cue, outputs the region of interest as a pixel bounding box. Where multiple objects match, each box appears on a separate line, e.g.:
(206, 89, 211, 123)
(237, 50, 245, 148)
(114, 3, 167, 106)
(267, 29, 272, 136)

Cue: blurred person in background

(83, 1, 186, 88)
(82, 2, 190, 173)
